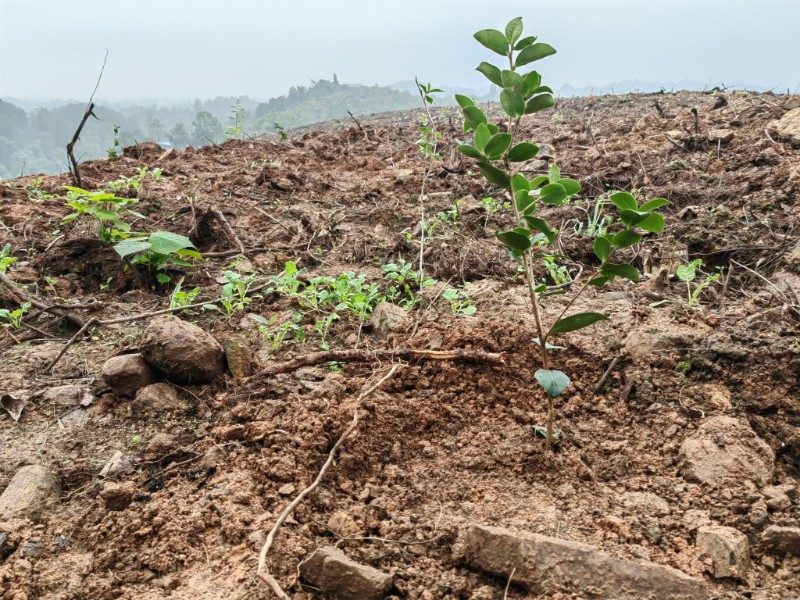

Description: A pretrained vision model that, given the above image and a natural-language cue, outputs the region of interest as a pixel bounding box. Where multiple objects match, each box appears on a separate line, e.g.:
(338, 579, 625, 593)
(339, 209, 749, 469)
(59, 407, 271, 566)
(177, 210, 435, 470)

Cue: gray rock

(131, 383, 190, 416)
(761, 526, 800, 555)
(40, 385, 93, 408)
(101, 353, 158, 397)
(0, 465, 60, 519)
(462, 524, 705, 599)
(696, 526, 750, 579)
(18, 537, 40, 558)
(139, 315, 226, 384)
(299, 546, 393, 600)
(370, 302, 410, 340)
(679, 416, 774, 486)
(622, 491, 670, 517)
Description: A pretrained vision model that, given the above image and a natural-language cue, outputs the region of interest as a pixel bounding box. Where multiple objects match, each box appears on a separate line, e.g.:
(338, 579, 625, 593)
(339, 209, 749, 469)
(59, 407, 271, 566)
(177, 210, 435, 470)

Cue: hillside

(0, 90, 799, 599)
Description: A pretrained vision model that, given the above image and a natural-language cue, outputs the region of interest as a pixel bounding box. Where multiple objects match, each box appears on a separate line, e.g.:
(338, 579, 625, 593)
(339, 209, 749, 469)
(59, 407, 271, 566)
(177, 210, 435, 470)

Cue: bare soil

(1, 90, 799, 599)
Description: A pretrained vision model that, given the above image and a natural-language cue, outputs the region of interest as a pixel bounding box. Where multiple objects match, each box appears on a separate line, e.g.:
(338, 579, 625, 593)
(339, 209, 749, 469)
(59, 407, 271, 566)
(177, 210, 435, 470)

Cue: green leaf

(463, 106, 488, 130)
(484, 133, 512, 159)
(500, 88, 525, 118)
(516, 43, 557, 66)
(515, 190, 534, 214)
(474, 123, 491, 153)
(530, 175, 549, 188)
(478, 163, 511, 188)
(505, 16, 523, 45)
(601, 263, 640, 281)
(550, 312, 610, 335)
(156, 273, 172, 284)
(610, 191, 638, 211)
(620, 209, 650, 228)
(612, 229, 643, 249)
(177, 248, 202, 260)
(676, 261, 698, 283)
(496, 228, 532, 251)
(524, 216, 556, 244)
(148, 231, 195, 255)
(639, 198, 672, 211)
(511, 173, 530, 192)
(594, 237, 611, 262)
(487, 123, 499, 136)
(525, 94, 555, 114)
(501, 70, 525, 89)
(637, 212, 666, 233)
(476, 62, 503, 87)
(588, 276, 610, 288)
(515, 35, 537, 50)
(93, 209, 118, 221)
(474, 29, 509, 56)
(458, 144, 483, 159)
(114, 239, 151, 258)
(539, 183, 567, 205)
(535, 369, 570, 398)
(522, 71, 542, 93)
(557, 178, 581, 196)
(455, 94, 475, 109)
(508, 143, 540, 162)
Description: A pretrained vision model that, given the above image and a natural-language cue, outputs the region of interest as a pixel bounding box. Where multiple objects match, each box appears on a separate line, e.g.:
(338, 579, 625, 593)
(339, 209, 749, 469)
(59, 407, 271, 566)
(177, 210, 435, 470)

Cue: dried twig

(503, 567, 517, 600)
(346, 110, 368, 140)
(256, 365, 400, 598)
(0, 270, 85, 329)
(210, 205, 246, 255)
(67, 50, 109, 187)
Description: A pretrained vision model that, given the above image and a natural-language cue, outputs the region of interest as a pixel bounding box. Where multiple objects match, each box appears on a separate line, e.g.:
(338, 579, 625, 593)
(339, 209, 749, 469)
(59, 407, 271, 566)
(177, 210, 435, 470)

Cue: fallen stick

(256, 365, 400, 599)
(210, 205, 247, 255)
(246, 348, 506, 379)
(0, 270, 85, 329)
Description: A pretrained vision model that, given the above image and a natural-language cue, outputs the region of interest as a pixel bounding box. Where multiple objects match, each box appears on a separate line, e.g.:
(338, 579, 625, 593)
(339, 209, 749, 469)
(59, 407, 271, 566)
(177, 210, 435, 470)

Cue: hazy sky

(1, 0, 798, 101)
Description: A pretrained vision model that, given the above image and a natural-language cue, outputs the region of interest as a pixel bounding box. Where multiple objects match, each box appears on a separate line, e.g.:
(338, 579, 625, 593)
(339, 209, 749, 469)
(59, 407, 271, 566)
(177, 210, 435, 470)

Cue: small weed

(0, 301, 30, 329)
(107, 124, 121, 159)
(383, 258, 436, 309)
(442, 287, 477, 316)
(61, 186, 142, 243)
(252, 313, 306, 350)
(573, 196, 612, 238)
(675, 360, 692, 375)
(481, 196, 511, 214)
(0, 244, 17, 273)
(676, 259, 721, 307)
(169, 277, 200, 311)
(226, 98, 245, 140)
(315, 312, 339, 351)
(551, 111, 565, 124)
(541, 256, 572, 286)
(273, 122, 288, 141)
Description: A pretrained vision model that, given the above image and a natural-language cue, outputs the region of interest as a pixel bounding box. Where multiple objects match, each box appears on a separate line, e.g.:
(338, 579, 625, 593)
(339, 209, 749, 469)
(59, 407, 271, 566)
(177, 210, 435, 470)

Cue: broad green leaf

(531, 85, 554, 95)
(169, 258, 193, 267)
(496, 228, 532, 251)
(524, 216, 556, 244)
(637, 212, 666, 233)
(476, 62, 503, 87)
(114, 239, 151, 258)
(588, 275, 610, 288)
(549, 164, 560, 183)
(516, 43, 557, 66)
(487, 123, 499, 136)
(501, 69, 525, 89)
(620, 209, 650, 228)
(63, 186, 89, 195)
(505, 16, 523, 45)
(612, 229, 643, 249)
(463, 106, 488, 130)
(539, 182, 567, 205)
(602, 263, 640, 281)
(610, 191, 638, 211)
(508, 142, 540, 162)
(515, 35, 537, 50)
(148, 231, 195, 255)
(485, 133, 512, 159)
(60, 213, 79, 225)
(639, 198, 672, 211)
(474, 123, 490, 153)
(530, 175, 549, 188)
(500, 88, 526, 118)
(558, 178, 581, 196)
(525, 94, 555, 114)
(474, 29, 509, 56)
(458, 144, 483, 159)
(177, 248, 202, 260)
(550, 312, 610, 334)
(515, 190, 534, 214)
(511, 173, 530, 192)
(455, 94, 475, 109)
(156, 273, 172, 284)
(523, 71, 542, 93)
(535, 369, 570, 398)
(594, 237, 611, 261)
(676, 261, 699, 282)
(478, 163, 511, 188)
(93, 209, 118, 221)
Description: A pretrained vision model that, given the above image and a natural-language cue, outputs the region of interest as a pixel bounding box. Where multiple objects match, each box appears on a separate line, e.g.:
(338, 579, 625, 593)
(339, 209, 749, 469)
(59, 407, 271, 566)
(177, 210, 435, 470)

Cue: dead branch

(210, 205, 246, 255)
(346, 110, 368, 140)
(256, 365, 400, 599)
(0, 270, 85, 329)
(67, 50, 109, 187)
(247, 348, 505, 378)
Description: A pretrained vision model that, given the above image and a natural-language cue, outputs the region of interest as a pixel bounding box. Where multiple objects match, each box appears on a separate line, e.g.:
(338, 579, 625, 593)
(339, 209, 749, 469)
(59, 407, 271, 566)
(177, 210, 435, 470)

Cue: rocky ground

(0, 90, 799, 599)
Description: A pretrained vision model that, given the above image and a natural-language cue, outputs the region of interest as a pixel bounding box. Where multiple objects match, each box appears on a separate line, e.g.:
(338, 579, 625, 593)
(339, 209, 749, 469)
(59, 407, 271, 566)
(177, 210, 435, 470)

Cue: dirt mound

(1, 90, 799, 599)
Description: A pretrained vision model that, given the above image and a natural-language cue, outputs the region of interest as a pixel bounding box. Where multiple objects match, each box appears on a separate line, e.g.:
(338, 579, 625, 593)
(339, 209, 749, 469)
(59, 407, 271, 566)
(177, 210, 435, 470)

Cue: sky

(0, 0, 798, 102)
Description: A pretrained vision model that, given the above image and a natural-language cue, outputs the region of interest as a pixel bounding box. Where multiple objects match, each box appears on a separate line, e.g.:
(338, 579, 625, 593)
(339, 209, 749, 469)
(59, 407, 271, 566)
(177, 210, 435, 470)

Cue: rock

(99, 481, 135, 511)
(762, 483, 798, 499)
(299, 546, 393, 600)
(679, 416, 774, 486)
(770, 107, 800, 146)
(0, 465, 60, 519)
(221, 337, 257, 381)
(622, 492, 670, 517)
(18, 537, 40, 558)
(99, 451, 134, 478)
(761, 526, 800, 555)
(101, 353, 159, 397)
(696, 526, 750, 579)
(766, 494, 791, 512)
(248, 530, 266, 551)
(625, 329, 697, 359)
(0, 532, 14, 559)
(40, 385, 93, 408)
(139, 315, 226, 384)
(462, 524, 705, 599)
(327, 511, 362, 538)
(131, 383, 190, 416)
(683, 509, 712, 531)
(278, 483, 296, 496)
(707, 129, 734, 144)
(370, 302, 410, 339)
(144, 433, 178, 462)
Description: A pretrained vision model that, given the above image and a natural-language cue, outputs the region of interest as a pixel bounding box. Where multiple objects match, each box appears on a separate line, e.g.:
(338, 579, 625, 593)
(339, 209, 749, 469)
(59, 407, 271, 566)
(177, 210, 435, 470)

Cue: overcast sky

(1, 0, 798, 102)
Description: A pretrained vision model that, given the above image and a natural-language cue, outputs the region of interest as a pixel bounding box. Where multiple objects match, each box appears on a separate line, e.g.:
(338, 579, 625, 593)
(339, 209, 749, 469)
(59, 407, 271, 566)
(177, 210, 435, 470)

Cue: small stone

(99, 451, 134, 478)
(683, 509, 712, 532)
(770, 107, 800, 147)
(278, 483, 296, 496)
(766, 494, 791, 512)
(101, 353, 158, 397)
(761, 526, 800, 555)
(707, 129, 734, 144)
(221, 337, 257, 381)
(327, 511, 361, 538)
(0, 532, 14, 559)
(763, 483, 797, 499)
(41, 385, 93, 408)
(248, 530, 266, 551)
(131, 383, 190, 416)
(0, 465, 60, 520)
(144, 433, 178, 462)
(370, 302, 410, 340)
(18, 537, 40, 558)
(99, 481, 135, 511)
(622, 491, 670, 517)
(299, 546, 393, 600)
(696, 526, 750, 579)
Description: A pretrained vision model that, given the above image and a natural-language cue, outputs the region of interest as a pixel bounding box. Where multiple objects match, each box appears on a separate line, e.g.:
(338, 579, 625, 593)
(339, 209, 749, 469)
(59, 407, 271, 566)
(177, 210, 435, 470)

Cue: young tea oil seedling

(676, 259, 720, 307)
(168, 278, 201, 311)
(114, 231, 201, 285)
(457, 17, 670, 449)
(442, 288, 477, 316)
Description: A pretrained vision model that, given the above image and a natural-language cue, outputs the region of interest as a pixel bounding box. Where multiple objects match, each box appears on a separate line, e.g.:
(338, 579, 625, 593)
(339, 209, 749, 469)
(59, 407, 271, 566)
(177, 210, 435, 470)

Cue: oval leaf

(500, 88, 525, 118)
(610, 191, 638, 211)
(485, 133, 512, 159)
(602, 263, 640, 281)
(496, 228, 532, 251)
(476, 62, 503, 87)
(474, 123, 490, 153)
(539, 183, 567, 205)
(501, 69, 525, 89)
(557, 178, 581, 196)
(525, 216, 555, 244)
(637, 212, 666, 233)
(458, 144, 482, 159)
(612, 229, 643, 249)
(148, 231, 195, 255)
(114, 240, 151, 258)
(550, 312, 610, 335)
(516, 189, 534, 214)
(505, 16, 523, 45)
(511, 173, 530, 192)
(525, 93, 555, 114)
(620, 209, 650, 228)
(463, 106, 488, 130)
(516, 42, 557, 67)
(455, 94, 475, 109)
(508, 142, 540, 162)
(594, 237, 611, 261)
(639, 198, 672, 211)
(515, 35, 537, 50)
(474, 29, 509, 56)
(535, 369, 570, 398)
(478, 163, 511, 188)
